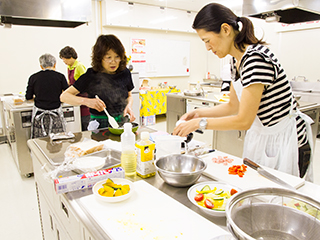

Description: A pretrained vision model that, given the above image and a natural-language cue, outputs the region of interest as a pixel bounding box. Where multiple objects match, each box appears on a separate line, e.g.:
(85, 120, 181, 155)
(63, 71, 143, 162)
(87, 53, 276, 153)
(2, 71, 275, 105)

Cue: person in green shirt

(59, 46, 90, 131)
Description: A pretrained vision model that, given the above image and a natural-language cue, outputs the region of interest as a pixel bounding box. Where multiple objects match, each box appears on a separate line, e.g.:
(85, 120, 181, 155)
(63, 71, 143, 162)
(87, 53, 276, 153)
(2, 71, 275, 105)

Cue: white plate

(187, 181, 240, 217)
(92, 178, 134, 203)
(73, 156, 105, 172)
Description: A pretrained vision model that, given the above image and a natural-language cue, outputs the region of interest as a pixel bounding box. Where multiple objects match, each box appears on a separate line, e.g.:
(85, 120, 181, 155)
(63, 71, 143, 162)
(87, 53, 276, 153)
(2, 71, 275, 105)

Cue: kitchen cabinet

(186, 98, 215, 147)
(37, 184, 72, 240)
(166, 94, 186, 133)
(214, 130, 246, 157)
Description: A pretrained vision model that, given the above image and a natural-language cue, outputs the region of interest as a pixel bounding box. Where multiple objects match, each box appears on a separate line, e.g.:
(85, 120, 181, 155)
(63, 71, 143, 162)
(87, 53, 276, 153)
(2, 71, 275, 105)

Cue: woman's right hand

(87, 98, 106, 112)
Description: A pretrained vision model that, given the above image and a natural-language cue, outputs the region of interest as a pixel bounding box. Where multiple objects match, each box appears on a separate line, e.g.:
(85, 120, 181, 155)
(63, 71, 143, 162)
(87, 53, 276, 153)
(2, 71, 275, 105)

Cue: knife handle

(243, 158, 260, 170)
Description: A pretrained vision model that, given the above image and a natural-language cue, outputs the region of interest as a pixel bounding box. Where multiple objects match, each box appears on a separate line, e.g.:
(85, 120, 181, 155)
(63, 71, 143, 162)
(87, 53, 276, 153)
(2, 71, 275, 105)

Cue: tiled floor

(0, 114, 319, 240)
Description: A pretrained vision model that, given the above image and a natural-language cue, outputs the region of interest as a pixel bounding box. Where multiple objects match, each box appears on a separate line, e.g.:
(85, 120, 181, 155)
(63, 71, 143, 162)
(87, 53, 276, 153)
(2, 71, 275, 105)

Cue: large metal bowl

(154, 154, 207, 187)
(226, 187, 320, 240)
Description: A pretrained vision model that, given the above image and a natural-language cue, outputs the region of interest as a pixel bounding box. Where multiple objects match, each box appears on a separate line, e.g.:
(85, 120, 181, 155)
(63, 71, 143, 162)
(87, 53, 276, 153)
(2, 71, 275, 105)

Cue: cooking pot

(109, 122, 139, 135)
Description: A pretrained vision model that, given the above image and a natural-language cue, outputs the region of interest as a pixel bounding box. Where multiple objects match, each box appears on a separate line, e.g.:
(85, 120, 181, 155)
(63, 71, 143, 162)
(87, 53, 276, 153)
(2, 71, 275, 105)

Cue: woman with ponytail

(173, 3, 313, 180)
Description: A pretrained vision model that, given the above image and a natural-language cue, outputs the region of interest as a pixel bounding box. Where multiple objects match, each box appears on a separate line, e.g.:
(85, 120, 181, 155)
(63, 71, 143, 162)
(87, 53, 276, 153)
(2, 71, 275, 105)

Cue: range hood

(0, 0, 91, 28)
(242, 0, 320, 24)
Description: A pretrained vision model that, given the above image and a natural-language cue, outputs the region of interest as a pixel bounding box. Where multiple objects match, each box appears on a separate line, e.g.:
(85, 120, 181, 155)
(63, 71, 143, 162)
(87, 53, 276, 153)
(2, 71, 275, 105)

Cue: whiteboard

(131, 38, 190, 77)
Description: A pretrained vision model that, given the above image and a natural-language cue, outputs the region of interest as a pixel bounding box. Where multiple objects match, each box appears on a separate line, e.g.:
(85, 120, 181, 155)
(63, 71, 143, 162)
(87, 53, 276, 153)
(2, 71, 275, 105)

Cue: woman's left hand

(124, 106, 136, 122)
(173, 118, 200, 137)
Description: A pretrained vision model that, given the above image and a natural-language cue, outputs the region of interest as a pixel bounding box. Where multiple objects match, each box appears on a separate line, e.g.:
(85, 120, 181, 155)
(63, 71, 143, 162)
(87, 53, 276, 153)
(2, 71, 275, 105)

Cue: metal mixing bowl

(154, 154, 207, 187)
(226, 187, 320, 240)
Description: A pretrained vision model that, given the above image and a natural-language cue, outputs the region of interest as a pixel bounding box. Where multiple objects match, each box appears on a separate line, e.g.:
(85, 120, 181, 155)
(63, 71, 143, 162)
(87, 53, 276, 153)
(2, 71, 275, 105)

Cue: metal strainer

(225, 187, 320, 240)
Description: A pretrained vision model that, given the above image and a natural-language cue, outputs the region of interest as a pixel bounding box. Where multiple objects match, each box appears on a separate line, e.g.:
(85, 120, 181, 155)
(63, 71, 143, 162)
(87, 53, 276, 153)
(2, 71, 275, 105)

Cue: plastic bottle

(135, 132, 156, 178)
(121, 123, 137, 177)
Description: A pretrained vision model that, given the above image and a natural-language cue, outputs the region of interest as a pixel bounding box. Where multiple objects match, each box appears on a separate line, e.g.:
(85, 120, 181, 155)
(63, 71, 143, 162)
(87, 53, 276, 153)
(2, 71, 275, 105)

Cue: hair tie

(237, 17, 241, 22)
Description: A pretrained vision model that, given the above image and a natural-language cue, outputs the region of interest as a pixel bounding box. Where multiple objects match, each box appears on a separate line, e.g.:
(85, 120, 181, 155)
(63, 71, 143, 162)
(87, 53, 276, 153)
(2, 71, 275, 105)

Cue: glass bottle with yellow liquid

(120, 123, 137, 177)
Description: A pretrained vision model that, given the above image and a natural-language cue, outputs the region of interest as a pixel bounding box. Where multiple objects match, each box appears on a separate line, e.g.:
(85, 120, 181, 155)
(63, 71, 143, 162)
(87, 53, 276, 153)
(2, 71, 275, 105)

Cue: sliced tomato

(204, 199, 214, 209)
(194, 193, 204, 202)
(230, 188, 238, 196)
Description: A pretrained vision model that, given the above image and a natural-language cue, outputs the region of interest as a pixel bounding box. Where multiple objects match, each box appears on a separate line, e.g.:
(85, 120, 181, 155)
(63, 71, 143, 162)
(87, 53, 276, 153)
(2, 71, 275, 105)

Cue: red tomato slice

(194, 193, 204, 202)
(204, 199, 214, 209)
(230, 188, 238, 196)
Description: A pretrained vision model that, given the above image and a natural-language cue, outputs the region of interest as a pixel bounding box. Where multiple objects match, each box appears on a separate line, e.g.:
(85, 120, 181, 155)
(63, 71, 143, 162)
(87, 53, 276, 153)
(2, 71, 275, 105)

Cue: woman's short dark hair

(59, 46, 78, 59)
(192, 3, 265, 52)
(91, 34, 127, 73)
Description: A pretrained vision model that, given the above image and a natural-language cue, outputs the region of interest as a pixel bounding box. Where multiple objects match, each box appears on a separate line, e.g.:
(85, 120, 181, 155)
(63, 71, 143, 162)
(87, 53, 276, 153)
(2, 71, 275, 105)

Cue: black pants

(298, 142, 311, 178)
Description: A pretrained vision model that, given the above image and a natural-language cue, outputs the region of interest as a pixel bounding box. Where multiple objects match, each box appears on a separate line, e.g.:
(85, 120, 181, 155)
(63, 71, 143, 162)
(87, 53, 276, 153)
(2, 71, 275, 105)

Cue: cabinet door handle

(238, 131, 242, 139)
(61, 201, 69, 218)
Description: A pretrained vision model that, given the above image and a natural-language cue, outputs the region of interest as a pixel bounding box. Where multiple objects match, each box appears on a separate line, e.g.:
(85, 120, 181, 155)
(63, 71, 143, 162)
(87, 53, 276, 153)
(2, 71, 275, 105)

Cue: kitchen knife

(95, 95, 119, 129)
(243, 158, 296, 191)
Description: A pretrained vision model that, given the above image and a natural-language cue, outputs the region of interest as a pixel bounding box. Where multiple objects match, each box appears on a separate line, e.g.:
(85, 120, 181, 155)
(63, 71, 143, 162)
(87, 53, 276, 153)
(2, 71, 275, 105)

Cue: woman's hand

(124, 106, 136, 122)
(180, 110, 200, 121)
(173, 118, 200, 137)
(87, 97, 106, 112)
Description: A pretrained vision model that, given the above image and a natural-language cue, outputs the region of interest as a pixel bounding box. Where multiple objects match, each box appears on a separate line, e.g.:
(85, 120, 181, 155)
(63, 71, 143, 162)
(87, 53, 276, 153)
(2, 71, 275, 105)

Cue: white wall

(0, 1, 98, 95)
(0, 0, 213, 94)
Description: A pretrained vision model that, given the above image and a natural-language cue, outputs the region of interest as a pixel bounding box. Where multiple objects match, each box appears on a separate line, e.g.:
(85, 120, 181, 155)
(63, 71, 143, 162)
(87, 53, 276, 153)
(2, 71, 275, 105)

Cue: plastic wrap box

(54, 167, 125, 194)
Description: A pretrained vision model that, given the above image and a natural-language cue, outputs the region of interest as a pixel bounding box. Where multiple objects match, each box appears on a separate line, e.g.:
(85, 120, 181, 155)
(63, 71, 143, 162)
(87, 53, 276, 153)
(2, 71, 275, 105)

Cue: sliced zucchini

(212, 197, 225, 201)
(201, 185, 211, 192)
(215, 190, 224, 195)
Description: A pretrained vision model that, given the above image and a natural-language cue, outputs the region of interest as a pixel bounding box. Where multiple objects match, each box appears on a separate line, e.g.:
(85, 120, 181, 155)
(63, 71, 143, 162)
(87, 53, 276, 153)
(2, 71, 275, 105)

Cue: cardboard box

(54, 167, 125, 194)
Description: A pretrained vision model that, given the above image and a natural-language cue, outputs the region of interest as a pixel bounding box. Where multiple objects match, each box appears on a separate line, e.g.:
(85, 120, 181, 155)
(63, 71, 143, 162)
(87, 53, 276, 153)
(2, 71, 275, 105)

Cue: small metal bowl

(154, 154, 207, 187)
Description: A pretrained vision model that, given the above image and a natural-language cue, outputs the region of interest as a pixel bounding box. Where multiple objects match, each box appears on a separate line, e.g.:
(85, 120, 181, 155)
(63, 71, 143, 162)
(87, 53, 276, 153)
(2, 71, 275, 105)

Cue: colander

(225, 187, 320, 240)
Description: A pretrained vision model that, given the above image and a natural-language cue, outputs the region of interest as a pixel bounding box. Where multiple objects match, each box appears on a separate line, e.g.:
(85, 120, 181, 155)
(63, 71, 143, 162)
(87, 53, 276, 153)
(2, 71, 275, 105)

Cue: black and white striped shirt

(231, 44, 307, 147)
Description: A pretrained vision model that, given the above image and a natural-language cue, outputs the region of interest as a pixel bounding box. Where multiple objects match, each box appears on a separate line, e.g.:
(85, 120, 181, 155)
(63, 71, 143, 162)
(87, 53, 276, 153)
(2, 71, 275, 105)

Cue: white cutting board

(201, 151, 305, 190)
(80, 180, 229, 240)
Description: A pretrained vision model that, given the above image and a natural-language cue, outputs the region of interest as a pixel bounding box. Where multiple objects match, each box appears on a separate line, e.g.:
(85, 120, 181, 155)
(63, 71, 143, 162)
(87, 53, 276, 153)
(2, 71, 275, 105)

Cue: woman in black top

(26, 53, 69, 138)
(60, 34, 136, 129)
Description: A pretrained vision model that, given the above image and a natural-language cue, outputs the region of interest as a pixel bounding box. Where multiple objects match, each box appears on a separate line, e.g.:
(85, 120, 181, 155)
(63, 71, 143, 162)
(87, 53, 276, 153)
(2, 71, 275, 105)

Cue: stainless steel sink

(71, 149, 121, 174)
(44, 147, 121, 169)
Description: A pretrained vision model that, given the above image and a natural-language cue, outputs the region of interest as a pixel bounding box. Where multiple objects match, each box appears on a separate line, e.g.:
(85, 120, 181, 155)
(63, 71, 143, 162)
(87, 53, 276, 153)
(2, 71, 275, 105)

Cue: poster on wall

(131, 38, 147, 76)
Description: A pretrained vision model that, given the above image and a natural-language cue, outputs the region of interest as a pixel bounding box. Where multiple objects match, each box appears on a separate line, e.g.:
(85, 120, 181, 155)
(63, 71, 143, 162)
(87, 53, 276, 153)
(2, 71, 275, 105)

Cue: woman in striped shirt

(173, 3, 313, 180)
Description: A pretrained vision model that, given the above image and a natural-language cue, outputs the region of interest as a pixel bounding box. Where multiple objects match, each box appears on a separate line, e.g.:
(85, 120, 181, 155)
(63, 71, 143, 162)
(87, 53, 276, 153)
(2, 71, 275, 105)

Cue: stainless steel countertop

(4, 100, 75, 112)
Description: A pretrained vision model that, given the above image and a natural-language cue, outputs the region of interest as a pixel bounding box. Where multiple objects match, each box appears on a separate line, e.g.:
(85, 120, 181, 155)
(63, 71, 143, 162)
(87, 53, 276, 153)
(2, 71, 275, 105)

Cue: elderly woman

(26, 53, 69, 138)
(60, 34, 136, 129)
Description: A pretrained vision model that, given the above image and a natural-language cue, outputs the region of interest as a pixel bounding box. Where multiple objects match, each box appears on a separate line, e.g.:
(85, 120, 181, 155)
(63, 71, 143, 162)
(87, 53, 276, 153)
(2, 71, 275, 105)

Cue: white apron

(232, 79, 314, 181)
